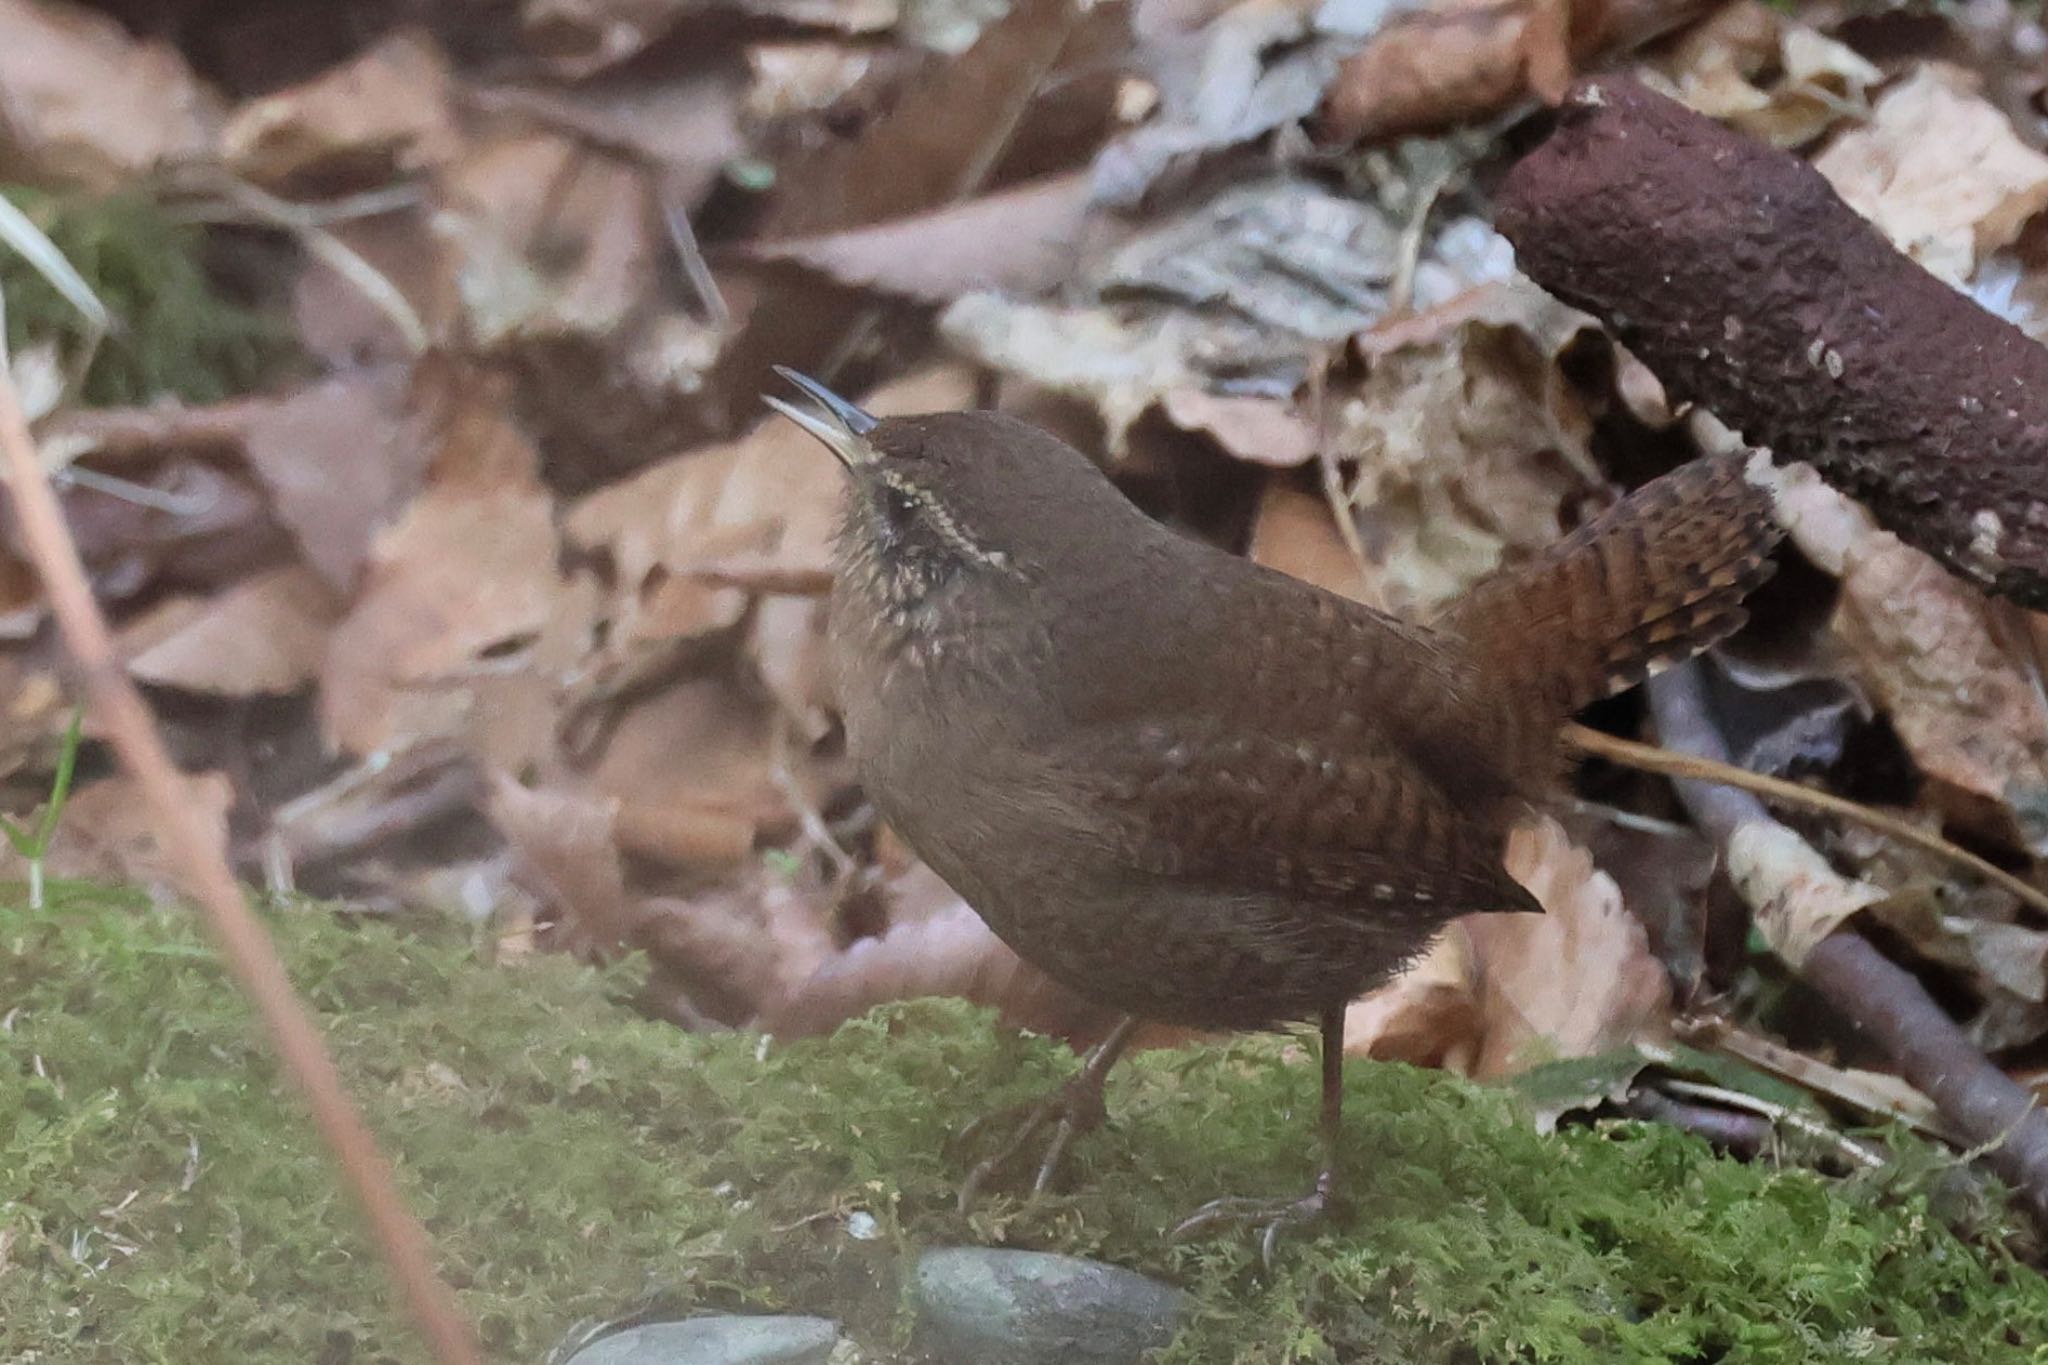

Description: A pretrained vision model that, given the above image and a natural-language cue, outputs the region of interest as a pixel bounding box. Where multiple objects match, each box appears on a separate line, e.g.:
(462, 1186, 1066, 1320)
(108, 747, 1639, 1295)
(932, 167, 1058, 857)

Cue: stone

(912, 1247, 1189, 1365)
(564, 1314, 842, 1365)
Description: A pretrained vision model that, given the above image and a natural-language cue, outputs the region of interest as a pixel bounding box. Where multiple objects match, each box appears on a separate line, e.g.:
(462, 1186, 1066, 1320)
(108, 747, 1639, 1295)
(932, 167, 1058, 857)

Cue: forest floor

(8, 884, 2046, 1364)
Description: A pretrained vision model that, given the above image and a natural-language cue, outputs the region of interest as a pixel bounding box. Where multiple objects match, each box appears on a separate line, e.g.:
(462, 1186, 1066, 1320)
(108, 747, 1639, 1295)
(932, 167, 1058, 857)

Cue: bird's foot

(954, 1072, 1111, 1211)
(1169, 1175, 1338, 1269)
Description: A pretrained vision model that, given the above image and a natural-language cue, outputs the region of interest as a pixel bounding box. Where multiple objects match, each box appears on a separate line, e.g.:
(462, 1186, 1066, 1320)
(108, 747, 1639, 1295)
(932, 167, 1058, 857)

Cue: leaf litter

(1, 0, 2047, 1346)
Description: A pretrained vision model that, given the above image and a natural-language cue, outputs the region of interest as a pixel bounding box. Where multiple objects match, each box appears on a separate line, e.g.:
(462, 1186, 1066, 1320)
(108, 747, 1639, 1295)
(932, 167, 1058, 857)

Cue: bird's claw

(1169, 1181, 1337, 1269)
(954, 1075, 1111, 1212)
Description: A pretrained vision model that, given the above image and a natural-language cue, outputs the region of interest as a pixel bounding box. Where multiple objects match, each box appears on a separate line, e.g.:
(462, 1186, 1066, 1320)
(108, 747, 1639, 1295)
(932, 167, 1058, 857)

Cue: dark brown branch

(1644, 663, 2048, 1222)
(1498, 77, 2048, 608)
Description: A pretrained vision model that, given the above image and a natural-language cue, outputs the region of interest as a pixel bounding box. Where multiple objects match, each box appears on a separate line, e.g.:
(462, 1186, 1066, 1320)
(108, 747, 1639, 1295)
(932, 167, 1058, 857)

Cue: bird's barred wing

(1042, 719, 1541, 919)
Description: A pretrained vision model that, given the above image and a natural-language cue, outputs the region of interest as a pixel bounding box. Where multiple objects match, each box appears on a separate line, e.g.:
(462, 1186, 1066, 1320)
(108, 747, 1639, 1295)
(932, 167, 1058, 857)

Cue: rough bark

(1497, 76, 2048, 608)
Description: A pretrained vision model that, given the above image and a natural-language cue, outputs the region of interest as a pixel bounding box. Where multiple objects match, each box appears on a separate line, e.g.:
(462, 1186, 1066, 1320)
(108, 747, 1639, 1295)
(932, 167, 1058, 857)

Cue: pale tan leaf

(1348, 816, 1669, 1078)
(0, 0, 221, 190)
(1816, 64, 2048, 285)
(1727, 818, 1886, 968)
(743, 172, 1094, 304)
(120, 564, 341, 696)
(221, 29, 457, 187)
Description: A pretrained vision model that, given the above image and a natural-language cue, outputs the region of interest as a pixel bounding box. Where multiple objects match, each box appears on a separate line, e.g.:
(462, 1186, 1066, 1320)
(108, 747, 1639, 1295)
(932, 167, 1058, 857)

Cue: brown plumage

(770, 372, 1782, 1248)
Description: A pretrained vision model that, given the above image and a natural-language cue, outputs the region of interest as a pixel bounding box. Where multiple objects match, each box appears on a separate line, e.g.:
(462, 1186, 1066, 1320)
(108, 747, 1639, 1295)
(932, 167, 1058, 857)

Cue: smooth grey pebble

(565, 1314, 842, 1365)
(913, 1247, 1189, 1365)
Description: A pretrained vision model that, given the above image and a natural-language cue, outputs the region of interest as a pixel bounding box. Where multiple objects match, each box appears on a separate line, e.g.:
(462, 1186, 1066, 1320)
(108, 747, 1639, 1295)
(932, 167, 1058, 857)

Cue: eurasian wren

(769, 369, 1780, 1254)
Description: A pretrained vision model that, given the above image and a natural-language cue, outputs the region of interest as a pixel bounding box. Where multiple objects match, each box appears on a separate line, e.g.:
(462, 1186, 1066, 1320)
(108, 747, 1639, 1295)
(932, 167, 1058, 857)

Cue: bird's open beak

(764, 366, 879, 471)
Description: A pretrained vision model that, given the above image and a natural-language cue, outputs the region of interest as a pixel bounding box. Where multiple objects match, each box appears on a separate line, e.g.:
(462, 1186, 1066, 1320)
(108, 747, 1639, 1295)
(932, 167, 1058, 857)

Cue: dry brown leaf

(487, 774, 639, 955)
(444, 130, 660, 347)
(1648, 2, 1880, 147)
(0, 0, 221, 190)
(634, 873, 839, 1024)
(42, 769, 234, 897)
(239, 369, 438, 591)
(291, 210, 463, 366)
(1335, 279, 1599, 615)
(942, 294, 1239, 451)
(522, 0, 897, 78)
(320, 370, 568, 758)
(42, 458, 288, 602)
(120, 564, 341, 696)
(763, 900, 1119, 1044)
(1318, 0, 1714, 145)
(566, 365, 975, 649)
(743, 41, 876, 124)
(1249, 475, 1387, 609)
(1816, 63, 2048, 285)
(1347, 816, 1669, 1078)
(766, 0, 1085, 236)
(741, 171, 1096, 304)
(1769, 462, 2048, 854)
(221, 28, 458, 188)
(587, 678, 801, 870)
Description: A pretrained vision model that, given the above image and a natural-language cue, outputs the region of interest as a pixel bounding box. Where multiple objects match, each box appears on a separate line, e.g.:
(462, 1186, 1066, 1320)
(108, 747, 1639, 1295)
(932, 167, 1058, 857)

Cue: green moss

(0, 188, 291, 406)
(3, 886, 2045, 1363)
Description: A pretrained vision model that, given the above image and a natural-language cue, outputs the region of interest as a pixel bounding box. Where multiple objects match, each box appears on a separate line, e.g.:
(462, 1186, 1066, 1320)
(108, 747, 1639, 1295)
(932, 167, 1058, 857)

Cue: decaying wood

(1498, 76, 2048, 608)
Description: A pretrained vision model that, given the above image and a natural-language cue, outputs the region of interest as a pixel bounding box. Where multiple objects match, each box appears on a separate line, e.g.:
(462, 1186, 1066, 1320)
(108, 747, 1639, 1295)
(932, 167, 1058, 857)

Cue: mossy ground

(4, 885, 2046, 1364)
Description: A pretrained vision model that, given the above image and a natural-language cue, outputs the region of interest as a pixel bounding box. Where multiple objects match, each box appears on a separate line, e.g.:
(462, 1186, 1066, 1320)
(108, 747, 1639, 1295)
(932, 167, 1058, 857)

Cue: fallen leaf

(120, 564, 341, 695)
(221, 28, 458, 189)
(636, 871, 840, 1024)
(1816, 63, 2048, 285)
(1648, 2, 1880, 147)
(42, 769, 235, 898)
(1092, 0, 1354, 207)
(1769, 462, 2048, 854)
(763, 899, 1119, 1044)
(741, 171, 1096, 304)
(587, 677, 796, 869)
(1318, 0, 1714, 145)
(1249, 475, 1387, 609)
(319, 367, 568, 758)
(566, 365, 974, 649)
(1347, 816, 1670, 1079)
(522, 0, 897, 78)
(1726, 817, 1887, 969)
(1337, 279, 1600, 615)
(239, 368, 436, 591)
(0, 0, 221, 190)
(487, 774, 639, 955)
(1160, 389, 1319, 467)
(766, 0, 1086, 235)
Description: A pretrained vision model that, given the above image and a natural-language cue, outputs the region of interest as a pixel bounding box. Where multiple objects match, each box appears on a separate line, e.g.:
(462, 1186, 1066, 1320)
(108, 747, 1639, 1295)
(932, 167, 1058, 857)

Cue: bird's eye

(878, 484, 920, 529)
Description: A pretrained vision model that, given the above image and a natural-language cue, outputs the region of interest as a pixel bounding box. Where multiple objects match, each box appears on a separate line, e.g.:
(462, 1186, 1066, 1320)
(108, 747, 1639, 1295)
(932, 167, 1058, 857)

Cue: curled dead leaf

(1726, 818, 1886, 969)
(1347, 816, 1670, 1078)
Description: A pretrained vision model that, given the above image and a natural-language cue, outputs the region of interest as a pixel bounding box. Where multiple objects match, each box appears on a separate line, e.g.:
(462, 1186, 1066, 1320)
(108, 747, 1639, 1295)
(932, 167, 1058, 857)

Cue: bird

(767, 367, 1781, 1256)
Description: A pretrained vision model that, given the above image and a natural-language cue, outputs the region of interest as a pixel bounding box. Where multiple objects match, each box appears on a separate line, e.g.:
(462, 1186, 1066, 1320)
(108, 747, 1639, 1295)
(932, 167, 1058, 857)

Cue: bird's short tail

(1438, 449, 1782, 723)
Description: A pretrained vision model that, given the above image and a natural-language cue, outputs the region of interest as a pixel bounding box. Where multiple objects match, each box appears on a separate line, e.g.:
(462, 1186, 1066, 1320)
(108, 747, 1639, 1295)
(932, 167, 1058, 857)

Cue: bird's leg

(1170, 1003, 1346, 1267)
(956, 1015, 1140, 1211)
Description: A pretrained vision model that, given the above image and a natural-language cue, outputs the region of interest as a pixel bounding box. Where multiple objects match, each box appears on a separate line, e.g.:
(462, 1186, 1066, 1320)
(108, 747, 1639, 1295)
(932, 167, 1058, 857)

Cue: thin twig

(1656, 1077, 1886, 1170)
(0, 370, 482, 1363)
(1562, 722, 2048, 919)
(1644, 663, 2048, 1223)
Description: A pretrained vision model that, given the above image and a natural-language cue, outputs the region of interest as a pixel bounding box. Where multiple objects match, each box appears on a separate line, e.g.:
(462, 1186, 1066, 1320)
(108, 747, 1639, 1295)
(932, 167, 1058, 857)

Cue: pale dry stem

(0, 370, 482, 1364)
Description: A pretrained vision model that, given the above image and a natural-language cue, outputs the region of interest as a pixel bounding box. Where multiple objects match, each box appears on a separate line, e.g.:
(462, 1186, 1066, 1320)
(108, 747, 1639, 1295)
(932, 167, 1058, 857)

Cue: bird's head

(766, 367, 1130, 623)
